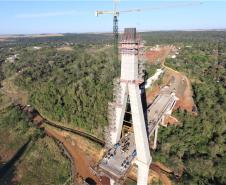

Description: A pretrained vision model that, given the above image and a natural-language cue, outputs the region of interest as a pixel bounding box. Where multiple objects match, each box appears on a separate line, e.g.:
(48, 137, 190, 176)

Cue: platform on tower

(99, 133, 136, 180)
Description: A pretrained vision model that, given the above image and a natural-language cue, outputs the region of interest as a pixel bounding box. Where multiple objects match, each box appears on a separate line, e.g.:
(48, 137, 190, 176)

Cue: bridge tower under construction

(109, 28, 151, 185)
(99, 28, 178, 185)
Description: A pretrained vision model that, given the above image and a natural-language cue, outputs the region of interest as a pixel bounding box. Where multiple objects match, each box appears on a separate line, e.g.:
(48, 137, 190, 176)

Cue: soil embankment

(128, 162, 173, 185)
(150, 163, 172, 185)
(163, 63, 196, 113)
(44, 127, 106, 185)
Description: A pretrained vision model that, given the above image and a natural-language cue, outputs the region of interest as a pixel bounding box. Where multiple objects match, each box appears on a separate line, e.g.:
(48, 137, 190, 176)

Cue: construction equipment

(95, 1, 203, 63)
(95, 0, 142, 63)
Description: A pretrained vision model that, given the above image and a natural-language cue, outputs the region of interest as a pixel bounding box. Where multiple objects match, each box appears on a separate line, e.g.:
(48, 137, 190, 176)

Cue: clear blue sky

(0, 1, 226, 34)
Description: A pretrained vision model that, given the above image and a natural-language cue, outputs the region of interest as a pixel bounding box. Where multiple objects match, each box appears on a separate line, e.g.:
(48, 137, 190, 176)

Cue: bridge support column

(160, 115, 167, 127)
(110, 178, 115, 185)
(153, 125, 159, 150)
(137, 160, 150, 185)
(110, 83, 128, 145)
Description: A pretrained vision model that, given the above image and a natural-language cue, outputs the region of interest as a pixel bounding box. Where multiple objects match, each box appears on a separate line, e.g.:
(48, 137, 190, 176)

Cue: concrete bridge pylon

(109, 28, 151, 185)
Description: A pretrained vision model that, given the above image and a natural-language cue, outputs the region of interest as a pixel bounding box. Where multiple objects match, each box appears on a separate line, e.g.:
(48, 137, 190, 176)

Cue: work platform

(99, 133, 136, 181)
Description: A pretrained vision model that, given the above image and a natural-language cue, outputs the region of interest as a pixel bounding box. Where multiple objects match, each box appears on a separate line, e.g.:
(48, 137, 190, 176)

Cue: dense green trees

(10, 45, 119, 137)
(142, 31, 226, 45)
(155, 42, 226, 184)
(0, 33, 111, 48)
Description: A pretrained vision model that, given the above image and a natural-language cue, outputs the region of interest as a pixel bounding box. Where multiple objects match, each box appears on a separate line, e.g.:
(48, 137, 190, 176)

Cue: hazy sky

(0, 0, 226, 34)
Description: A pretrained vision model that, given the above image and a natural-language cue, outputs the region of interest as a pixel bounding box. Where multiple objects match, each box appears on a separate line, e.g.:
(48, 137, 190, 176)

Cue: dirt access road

(44, 127, 109, 185)
(145, 45, 197, 114)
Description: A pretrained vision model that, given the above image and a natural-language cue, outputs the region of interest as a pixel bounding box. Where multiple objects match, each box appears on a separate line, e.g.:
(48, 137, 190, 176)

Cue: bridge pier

(153, 125, 159, 150)
(110, 178, 115, 185)
(110, 82, 128, 145)
(136, 160, 151, 185)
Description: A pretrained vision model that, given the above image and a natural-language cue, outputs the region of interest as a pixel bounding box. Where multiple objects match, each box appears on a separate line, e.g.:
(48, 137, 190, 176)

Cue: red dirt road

(45, 127, 109, 185)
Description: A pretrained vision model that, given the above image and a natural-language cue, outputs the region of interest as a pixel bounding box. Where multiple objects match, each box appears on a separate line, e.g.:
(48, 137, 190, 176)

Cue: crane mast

(113, 15, 118, 63)
(95, 0, 148, 62)
(113, 0, 119, 63)
(96, 0, 120, 63)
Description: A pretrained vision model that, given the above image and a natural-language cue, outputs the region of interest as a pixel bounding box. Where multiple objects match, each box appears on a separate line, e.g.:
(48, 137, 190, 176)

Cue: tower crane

(95, 0, 141, 63)
(95, 0, 203, 63)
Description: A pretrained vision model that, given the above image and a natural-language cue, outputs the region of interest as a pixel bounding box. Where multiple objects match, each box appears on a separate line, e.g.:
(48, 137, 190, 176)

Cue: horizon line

(1, 28, 226, 37)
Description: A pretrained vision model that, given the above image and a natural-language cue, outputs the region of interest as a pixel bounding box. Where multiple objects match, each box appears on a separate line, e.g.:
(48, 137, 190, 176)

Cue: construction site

(0, 0, 223, 185)
(91, 1, 195, 184)
(1, 2, 193, 185)
(4, 28, 181, 185)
